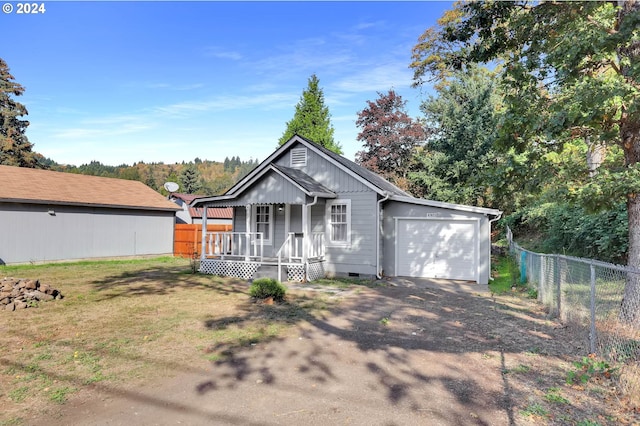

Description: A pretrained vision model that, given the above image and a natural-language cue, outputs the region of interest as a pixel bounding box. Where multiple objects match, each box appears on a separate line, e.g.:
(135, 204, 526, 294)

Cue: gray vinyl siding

(323, 192, 378, 277)
(381, 201, 492, 284)
(0, 202, 174, 265)
(310, 202, 325, 233)
(274, 143, 371, 193)
(230, 171, 308, 206)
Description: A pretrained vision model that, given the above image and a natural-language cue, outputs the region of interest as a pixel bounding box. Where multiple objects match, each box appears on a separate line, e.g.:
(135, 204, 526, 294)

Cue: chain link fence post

(553, 255, 562, 318)
(590, 262, 597, 354)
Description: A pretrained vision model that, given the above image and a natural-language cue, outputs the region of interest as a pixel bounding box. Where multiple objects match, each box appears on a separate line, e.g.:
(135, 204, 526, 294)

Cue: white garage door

(396, 219, 478, 281)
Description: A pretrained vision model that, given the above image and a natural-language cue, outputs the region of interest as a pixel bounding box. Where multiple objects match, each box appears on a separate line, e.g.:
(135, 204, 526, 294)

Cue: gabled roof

(304, 136, 410, 197)
(192, 160, 336, 206)
(0, 165, 180, 211)
(190, 135, 502, 218)
(195, 135, 408, 207)
(233, 135, 410, 197)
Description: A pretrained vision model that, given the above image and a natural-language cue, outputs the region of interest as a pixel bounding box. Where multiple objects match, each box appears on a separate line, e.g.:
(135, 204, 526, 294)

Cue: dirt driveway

(32, 279, 601, 426)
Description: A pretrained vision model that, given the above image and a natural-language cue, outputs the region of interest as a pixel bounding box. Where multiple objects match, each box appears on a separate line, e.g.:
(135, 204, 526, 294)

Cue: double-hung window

(253, 205, 272, 245)
(326, 199, 351, 246)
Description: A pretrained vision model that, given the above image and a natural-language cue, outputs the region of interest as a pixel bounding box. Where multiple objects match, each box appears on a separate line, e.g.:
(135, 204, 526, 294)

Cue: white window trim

(252, 204, 273, 246)
(325, 199, 351, 247)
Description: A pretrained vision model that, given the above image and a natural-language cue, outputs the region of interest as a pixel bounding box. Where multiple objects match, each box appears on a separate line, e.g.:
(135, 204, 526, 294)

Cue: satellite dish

(163, 182, 179, 193)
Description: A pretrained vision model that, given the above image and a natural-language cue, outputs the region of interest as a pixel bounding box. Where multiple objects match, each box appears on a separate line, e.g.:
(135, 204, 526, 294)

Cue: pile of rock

(1, 277, 64, 311)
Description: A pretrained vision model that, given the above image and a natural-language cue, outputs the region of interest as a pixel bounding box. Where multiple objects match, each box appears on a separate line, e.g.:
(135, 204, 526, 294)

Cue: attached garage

(396, 218, 478, 281)
(382, 196, 501, 285)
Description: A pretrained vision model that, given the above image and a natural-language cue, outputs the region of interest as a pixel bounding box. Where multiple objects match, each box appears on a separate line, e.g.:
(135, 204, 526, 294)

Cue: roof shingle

(0, 165, 180, 211)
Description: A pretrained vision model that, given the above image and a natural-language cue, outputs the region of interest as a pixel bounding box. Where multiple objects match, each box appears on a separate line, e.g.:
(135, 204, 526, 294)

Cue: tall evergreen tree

(279, 74, 342, 154)
(0, 58, 39, 168)
(410, 66, 499, 206)
(179, 163, 203, 194)
(356, 90, 425, 191)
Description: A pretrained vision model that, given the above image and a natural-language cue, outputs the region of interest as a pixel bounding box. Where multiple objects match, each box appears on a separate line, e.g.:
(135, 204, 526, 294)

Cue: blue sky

(3, 1, 451, 166)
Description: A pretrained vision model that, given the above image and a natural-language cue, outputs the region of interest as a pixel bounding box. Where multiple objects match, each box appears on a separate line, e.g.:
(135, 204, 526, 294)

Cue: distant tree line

(49, 157, 259, 196)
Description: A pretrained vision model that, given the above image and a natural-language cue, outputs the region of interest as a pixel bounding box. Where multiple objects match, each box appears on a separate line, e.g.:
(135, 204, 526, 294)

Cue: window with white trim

(252, 205, 273, 245)
(326, 199, 351, 246)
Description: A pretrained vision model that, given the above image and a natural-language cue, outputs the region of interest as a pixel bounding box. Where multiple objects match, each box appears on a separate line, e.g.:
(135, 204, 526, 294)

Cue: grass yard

(2, 256, 638, 425)
(490, 254, 523, 294)
(0, 257, 336, 425)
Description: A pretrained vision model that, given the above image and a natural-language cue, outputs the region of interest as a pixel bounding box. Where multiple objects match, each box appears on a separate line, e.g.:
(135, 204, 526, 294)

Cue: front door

(287, 204, 303, 234)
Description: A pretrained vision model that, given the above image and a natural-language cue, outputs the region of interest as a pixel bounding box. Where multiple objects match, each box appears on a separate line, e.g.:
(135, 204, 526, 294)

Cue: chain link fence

(507, 227, 640, 364)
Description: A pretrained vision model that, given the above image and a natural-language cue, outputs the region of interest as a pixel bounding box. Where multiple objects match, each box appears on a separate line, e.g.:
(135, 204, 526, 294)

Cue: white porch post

(245, 204, 251, 261)
(200, 204, 208, 261)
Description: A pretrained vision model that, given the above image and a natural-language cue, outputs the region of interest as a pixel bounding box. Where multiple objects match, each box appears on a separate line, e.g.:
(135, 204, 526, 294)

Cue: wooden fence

(174, 224, 232, 258)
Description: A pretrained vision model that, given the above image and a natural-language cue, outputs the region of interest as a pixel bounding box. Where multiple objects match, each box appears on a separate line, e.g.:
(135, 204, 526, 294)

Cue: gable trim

(224, 135, 387, 197)
(301, 141, 386, 195)
(389, 195, 502, 217)
(191, 162, 335, 207)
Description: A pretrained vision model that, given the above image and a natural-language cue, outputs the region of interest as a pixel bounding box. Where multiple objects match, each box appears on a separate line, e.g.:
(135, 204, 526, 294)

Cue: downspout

(487, 212, 503, 281)
(376, 192, 391, 279)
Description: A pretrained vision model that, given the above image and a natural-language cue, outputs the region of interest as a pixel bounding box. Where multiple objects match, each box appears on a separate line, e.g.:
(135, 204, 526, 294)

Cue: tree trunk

(621, 119, 640, 325)
(586, 137, 606, 178)
(618, 0, 640, 325)
(623, 194, 640, 325)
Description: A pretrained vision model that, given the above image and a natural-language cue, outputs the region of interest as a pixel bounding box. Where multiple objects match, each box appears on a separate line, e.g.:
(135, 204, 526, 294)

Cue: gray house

(0, 165, 180, 265)
(192, 135, 502, 284)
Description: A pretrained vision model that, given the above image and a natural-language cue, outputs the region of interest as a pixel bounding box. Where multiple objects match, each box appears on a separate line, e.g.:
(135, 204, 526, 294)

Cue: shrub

(249, 278, 286, 301)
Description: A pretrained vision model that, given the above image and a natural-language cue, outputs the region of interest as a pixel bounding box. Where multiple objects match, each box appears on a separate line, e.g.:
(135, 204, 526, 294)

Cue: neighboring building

(0, 165, 180, 265)
(192, 135, 502, 283)
(169, 193, 232, 225)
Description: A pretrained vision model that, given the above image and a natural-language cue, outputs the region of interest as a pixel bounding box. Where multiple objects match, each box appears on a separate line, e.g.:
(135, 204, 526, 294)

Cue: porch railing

(274, 232, 325, 263)
(309, 232, 325, 259)
(275, 232, 325, 282)
(203, 232, 264, 261)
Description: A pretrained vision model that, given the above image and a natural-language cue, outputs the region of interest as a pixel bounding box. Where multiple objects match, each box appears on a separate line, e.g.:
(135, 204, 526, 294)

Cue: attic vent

(290, 147, 307, 167)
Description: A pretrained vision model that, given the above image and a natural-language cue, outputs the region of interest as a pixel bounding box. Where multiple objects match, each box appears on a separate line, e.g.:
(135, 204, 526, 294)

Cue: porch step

(252, 263, 306, 282)
(252, 264, 281, 281)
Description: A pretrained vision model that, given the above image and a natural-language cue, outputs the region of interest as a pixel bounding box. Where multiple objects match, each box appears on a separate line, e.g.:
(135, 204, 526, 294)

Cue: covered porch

(200, 199, 325, 282)
(198, 226, 326, 282)
(193, 164, 336, 282)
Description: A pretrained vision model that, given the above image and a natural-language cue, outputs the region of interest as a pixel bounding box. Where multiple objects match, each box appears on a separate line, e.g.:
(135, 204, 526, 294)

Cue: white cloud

(332, 62, 413, 93)
(144, 82, 205, 91)
(153, 92, 297, 116)
(51, 114, 153, 139)
(203, 47, 243, 61)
